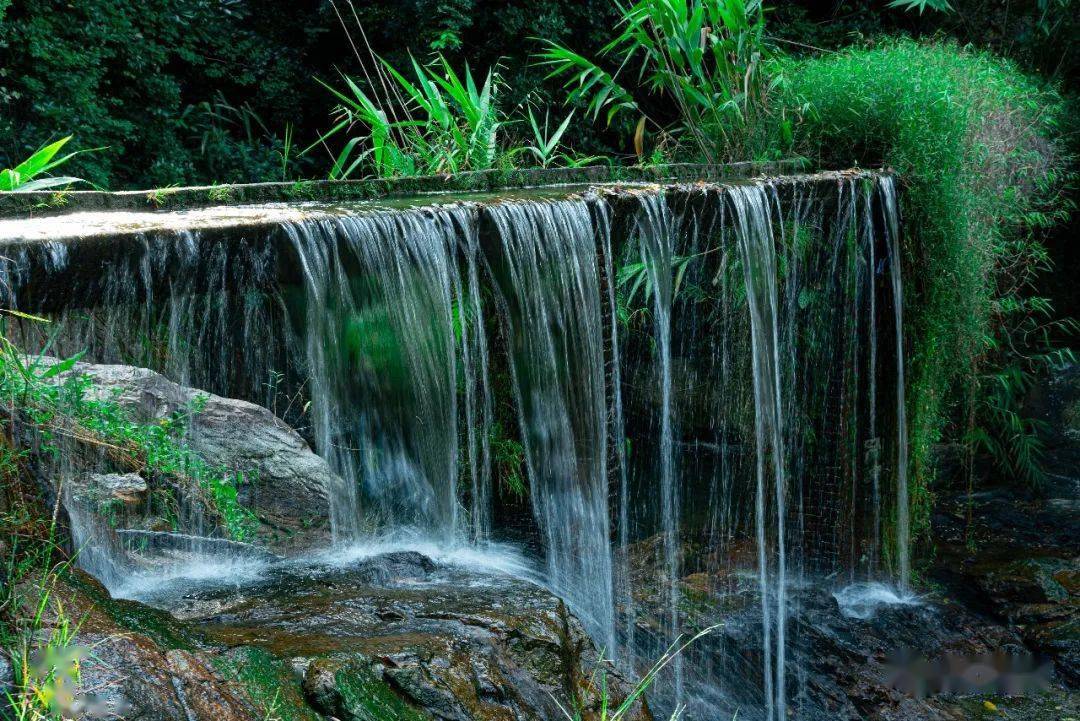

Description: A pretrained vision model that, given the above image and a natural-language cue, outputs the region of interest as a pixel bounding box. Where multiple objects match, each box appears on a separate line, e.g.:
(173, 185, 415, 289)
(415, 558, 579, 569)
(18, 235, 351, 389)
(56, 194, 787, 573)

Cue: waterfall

(729, 184, 788, 721)
(483, 196, 617, 652)
(630, 191, 683, 698)
(879, 177, 909, 589)
(283, 205, 489, 543)
(867, 182, 882, 575)
(2, 171, 911, 721)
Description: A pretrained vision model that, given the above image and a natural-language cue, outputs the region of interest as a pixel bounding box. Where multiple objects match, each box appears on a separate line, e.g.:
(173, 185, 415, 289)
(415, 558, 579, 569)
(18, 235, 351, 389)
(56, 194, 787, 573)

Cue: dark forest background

(0, 1, 1076, 313)
(0, 1, 1074, 189)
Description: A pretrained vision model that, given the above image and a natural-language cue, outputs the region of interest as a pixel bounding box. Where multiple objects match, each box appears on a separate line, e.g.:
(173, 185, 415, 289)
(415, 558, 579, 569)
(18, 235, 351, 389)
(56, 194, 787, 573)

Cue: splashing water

(834, 582, 920, 620)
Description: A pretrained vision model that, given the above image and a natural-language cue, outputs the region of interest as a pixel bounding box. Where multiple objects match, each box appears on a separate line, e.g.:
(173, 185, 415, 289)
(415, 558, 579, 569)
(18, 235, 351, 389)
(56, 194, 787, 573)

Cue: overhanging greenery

(780, 39, 1073, 543)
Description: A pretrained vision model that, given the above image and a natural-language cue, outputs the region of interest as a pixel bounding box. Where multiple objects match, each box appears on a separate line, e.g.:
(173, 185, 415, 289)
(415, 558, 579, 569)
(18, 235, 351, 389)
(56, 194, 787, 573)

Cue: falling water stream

(729, 185, 788, 721)
(1, 173, 909, 720)
(880, 176, 910, 590)
(484, 197, 617, 651)
(630, 192, 683, 698)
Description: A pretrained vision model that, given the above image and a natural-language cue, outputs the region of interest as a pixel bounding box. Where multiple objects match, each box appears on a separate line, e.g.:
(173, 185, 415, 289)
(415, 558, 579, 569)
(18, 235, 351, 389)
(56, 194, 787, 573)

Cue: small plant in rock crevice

(0, 320, 257, 542)
(555, 625, 719, 721)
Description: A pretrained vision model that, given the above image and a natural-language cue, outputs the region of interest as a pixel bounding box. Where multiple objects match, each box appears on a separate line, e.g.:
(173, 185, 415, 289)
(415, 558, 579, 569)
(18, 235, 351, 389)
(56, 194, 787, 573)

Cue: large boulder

(43, 358, 336, 551)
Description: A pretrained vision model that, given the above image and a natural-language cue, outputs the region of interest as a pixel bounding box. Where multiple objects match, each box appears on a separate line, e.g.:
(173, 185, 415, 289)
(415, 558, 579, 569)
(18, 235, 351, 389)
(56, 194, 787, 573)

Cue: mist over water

(4, 174, 907, 721)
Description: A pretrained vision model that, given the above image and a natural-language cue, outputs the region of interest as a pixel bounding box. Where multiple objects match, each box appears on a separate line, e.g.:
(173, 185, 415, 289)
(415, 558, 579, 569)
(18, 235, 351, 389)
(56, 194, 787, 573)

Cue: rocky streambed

(4, 359, 1078, 721)
(17, 549, 646, 721)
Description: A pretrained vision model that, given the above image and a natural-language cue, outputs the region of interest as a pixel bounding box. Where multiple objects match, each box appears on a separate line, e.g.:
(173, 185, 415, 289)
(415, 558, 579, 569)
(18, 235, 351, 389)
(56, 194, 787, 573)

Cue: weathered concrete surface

(0, 161, 807, 218)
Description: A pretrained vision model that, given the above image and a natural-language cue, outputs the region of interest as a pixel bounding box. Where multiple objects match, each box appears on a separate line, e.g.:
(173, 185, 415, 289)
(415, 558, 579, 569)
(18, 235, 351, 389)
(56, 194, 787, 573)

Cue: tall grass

(779, 39, 1073, 548)
(0, 438, 85, 721)
(2, 531, 86, 721)
(557, 626, 718, 721)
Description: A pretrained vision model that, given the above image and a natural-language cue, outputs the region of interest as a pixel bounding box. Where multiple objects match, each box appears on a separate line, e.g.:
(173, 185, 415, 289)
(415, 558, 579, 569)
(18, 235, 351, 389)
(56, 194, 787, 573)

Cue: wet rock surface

(0, 651, 13, 710)
(624, 524, 1077, 721)
(157, 550, 646, 721)
(19, 551, 645, 721)
(931, 473, 1080, 687)
(70, 472, 148, 506)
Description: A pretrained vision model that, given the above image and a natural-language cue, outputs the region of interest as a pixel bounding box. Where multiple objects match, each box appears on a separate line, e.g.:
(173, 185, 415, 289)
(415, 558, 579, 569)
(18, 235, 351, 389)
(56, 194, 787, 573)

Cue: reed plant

(537, 0, 784, 163)
(307, 13, 508, 184)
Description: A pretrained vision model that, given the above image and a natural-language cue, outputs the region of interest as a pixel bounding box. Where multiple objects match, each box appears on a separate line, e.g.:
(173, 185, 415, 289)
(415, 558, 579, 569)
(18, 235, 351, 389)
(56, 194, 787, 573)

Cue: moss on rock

(304, 656, 432, 721)
(213, 647, 321, 721)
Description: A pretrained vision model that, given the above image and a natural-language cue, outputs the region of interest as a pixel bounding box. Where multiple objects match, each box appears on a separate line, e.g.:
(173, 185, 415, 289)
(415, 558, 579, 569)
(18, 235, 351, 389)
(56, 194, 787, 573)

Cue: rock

(0, 650, 14, 714)
(931, 468, 1080, 690)
(159, 551, 647, 721)
(114, 529, 284, 564)
(349, 550, 438, 585)
(622, 530, 1078, 721)
(1028, 363, 1080, 483)
(40, 358, 336, 552)
(303, 657, 429, 721)
(977, 557, 1075, 608)
(22, 553, 644, 721)
(71, 472, 147, 506)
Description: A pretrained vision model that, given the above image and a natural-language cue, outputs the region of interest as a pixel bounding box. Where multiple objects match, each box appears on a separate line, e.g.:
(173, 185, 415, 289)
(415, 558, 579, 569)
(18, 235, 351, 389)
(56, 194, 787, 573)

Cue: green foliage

(539, 0, 785, 162)
(488, 422, 526, 498)
(0, 0, 305, 188)
(0, 508, 82, 721)
(0, 137, 93, 192)
(887, 0, 953, 13)
(310, 54, 506, 179)
(517, 107, 590, 169)
(0, 329, 257, 541)
(780, 39, 1072, 534)
(617, 250, 711, 316)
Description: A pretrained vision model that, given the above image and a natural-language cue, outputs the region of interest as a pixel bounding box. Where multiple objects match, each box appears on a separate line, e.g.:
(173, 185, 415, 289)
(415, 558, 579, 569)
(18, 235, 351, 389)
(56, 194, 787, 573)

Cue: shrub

(780, 39, 1073, 541)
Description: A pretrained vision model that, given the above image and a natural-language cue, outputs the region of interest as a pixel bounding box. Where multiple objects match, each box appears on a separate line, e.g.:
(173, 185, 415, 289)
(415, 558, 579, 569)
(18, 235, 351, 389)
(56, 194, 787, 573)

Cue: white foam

(0, 204, 322, 242)
(111, 555, 270, 601)
(833, 582, 921, 620)
(310, 532, 539, 582)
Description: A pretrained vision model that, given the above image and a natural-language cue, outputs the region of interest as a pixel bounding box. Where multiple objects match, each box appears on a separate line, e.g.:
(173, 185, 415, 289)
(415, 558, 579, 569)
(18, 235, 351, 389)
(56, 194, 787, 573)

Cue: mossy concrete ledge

(0, 161, 808, 218)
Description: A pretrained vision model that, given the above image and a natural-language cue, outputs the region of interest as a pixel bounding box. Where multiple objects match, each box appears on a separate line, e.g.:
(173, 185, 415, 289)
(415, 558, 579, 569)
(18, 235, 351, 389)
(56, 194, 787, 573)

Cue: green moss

(213, 647, 322, 721)
(309, 657, 431, 721)
(62, 570, 199, 650)
(145, 186, 181, 207)
(1063, 400, 1080, 437)
(207, 184, 234, 203)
